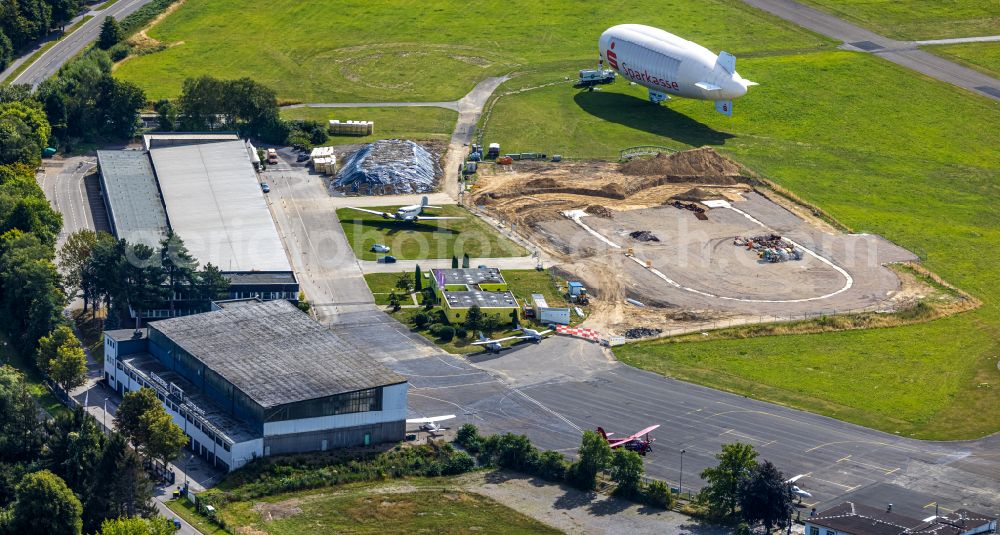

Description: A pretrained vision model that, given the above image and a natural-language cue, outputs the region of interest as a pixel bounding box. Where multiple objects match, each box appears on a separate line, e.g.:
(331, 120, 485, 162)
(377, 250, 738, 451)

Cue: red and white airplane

(597, 424, 661, 455)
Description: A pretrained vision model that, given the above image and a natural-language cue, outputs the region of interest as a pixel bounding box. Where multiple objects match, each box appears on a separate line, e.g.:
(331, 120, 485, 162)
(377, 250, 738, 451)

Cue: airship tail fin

(715, 100, 733, 117)
(695, 81, 722, 91)
(717, 51, 736, 74)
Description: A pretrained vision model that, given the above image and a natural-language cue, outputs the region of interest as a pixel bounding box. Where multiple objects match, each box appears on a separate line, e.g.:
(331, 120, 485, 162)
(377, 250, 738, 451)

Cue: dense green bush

(413, 312, 429, 328)
(455, 326, 468, 339)
(109, 43, 129, 62)
(641, 480, 675, 509)
(536, 450, 569, 482)
(455, 424, 481, 453)
(437, 326, 455, 341)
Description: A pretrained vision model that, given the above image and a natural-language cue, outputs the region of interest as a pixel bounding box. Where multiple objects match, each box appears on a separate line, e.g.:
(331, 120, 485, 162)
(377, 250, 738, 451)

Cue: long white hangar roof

(149, 141, 291, 272)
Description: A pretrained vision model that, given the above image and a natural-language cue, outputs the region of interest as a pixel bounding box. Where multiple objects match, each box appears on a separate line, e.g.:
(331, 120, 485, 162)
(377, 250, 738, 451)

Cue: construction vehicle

(486, 143, 500, 160)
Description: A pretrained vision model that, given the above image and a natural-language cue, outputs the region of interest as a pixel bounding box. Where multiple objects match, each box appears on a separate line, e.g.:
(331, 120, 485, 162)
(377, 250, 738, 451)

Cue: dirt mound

(672, 187, 723, 202)
(620, 147, 743, 184)
(585, 205, 613, 218)
(629, 230, 660, 242)
(253, 499, 303, 521)
(529, 177, 561, 189)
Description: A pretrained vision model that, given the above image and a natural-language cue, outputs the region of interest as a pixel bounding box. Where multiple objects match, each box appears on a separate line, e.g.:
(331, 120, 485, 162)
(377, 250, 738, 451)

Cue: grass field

(114, 0, 834, 102)
(191, 479, 561, 535)
(366, 269, 571, 353)
(281, 106, 458, 143)
(925, 41, 1000, 78)
(337, 205, 526, 261)
(479, 50, 1000, 439)
(165, 500, 227, 535)
(797, 0, 1000, 40)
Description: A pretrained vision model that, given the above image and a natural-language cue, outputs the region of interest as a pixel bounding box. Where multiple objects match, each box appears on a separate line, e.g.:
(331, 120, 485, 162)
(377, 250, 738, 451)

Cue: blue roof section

(97, 150, 169, 248)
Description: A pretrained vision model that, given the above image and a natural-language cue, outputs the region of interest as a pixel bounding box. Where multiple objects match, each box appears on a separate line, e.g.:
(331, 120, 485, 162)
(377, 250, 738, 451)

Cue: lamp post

(679, 449, 686, 498)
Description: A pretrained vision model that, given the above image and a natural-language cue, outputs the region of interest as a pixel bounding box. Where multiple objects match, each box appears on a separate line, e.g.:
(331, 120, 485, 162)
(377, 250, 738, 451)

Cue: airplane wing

(406, 414, 456, 424)
(346, 206, 389, 217)
(416, 216, 465, 220)
(622, 424, 661, 442)
(537, 330, 553, 336)
(786, 474, 806, 484)
(607, 437, 632, 448)
(423, 205, 443, 209)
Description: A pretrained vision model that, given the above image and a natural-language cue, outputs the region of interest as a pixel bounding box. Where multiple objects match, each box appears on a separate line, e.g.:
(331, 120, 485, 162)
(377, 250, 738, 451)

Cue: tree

(698, 442, 758, 519)
(738, 460, 793, 531)
(49, 343, 87, 392)
(143, 410, 188, 468)
(0, 365, 46, 461)
(463, 304, 483, 331)
(153, 99, 176, 131)
(36, 324, 77, 372)
(81, 233, 124, 315)
(0, 30, 11, 71)
(437, 325, 455, 341)
(395, 272, 411, 291)
(95, 77, 144, 138)
(11, 470, 83, 535)
(195, 262, 230, 307)
(451, 255, 458, 268)
(609, 449, 644, 498)
(413, 312, 429, 328)
(50, 0, 81, 30)
(0, 230, 66, 353)
(462, 253, 470, 268)
(159, 231, 198, 314)
(58, 229, 98, 301)
(0, 101, 51, 166)
(44, 407, 105, 493)
(114, 387, 160, 456)
(568, 429, 612, 491)
(115, 387, 185, 467)
(83, 433, 154, 532)
(99, 516, 176, 535)
(537, 450, 568, 482)
(414, 265, 422, 291)
(98, 16, 122, 50)
(388, 291, 400, 312)
(121, 242, 167, 323)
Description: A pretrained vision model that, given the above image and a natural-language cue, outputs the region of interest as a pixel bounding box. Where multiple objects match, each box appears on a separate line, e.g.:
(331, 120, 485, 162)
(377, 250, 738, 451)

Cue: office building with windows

(103, 299, 408, 471)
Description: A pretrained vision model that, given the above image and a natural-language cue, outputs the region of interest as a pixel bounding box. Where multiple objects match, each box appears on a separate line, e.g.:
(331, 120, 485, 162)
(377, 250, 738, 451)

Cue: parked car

(370, 244, 390, 253)
(261, 182, 270, 193)
(297, 153, 310, 162)
(377, 255, 397, 264)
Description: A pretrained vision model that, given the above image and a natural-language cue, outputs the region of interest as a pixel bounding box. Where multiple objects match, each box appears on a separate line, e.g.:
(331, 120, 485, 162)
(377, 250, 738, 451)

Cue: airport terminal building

(103, 299, 408, 471)
(97, 134, 297, 318)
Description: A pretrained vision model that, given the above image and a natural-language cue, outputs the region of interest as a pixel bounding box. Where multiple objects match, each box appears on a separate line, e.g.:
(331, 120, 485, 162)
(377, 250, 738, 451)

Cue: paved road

(741, 0, 1000, 102)
(37, 156, 101, 249)
(8, 0, 158, 88)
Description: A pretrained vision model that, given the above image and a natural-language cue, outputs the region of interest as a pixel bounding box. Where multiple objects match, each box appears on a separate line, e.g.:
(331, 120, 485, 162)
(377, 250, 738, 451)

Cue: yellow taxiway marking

(923, 502, 954, 513)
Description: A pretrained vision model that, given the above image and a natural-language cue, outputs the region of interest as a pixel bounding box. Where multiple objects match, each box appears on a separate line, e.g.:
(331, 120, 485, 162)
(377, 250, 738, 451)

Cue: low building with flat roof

(431, 267, 519, 323)
(103, 299, 408, 471)
(805, 502, 997, 535)
(97, 136, 298, 319)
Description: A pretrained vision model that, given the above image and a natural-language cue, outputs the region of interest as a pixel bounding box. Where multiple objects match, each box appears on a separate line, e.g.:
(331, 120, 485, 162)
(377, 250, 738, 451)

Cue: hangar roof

(149, 140, 291, 273)
(149, 300, 406, 408)
(96, 150, 169, 248)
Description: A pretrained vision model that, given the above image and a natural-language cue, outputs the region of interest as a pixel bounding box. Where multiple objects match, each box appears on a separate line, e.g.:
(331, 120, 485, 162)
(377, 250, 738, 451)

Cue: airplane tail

(478, 331, 486, 341)
(421, 196, 429, 207)
(597, 427, 609, 442)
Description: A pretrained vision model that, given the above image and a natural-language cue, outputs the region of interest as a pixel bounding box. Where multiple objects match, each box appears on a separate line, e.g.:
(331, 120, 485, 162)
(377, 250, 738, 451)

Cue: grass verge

(165, 499, 227, 535)
(2, 16, 93, 84)
(281, 106, 458, 144)
(187, 478, 561, 535)
(337, 205, 526, 261)
(1, 330, 70, 419)
(796, 0, 999, 41)
(924, 41, 1000, 79)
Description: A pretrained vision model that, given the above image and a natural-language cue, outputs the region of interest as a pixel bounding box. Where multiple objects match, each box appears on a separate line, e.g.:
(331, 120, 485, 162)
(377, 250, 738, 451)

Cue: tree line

(0, 0, 83, 70)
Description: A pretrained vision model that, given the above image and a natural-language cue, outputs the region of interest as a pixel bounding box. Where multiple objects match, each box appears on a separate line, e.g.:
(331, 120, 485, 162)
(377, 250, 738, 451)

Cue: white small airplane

(471, 326, 553, 353)
(406, 414, 456, 433)
(514, 324, 553, 343)
(786, 474, 812, 502)
(345, 196, 465, 223)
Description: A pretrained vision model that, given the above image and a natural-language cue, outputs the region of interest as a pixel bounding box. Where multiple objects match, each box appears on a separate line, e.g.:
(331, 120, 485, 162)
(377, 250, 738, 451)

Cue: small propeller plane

(514, 324, 553, 343)
(345, 196, 465, 223)
(471, 331, 518, 353)
(406, 414, 456, 434)
(786, 474, 813, 502)
(597, 424, 661, 455)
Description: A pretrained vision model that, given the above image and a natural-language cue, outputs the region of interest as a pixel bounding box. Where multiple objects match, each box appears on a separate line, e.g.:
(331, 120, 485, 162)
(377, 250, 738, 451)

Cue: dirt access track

(470, 148, 919, 334)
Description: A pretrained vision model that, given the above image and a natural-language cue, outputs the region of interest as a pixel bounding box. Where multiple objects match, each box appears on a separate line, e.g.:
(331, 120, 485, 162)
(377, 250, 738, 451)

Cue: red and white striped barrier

(556, 325, 603, 342)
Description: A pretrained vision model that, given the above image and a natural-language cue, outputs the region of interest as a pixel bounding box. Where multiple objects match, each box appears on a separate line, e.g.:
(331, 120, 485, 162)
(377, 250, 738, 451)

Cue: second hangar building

(103, 299, 408, 471)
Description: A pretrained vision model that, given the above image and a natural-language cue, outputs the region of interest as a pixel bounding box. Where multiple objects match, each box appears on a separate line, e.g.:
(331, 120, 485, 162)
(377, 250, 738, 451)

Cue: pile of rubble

(624, 327, 663, 339)
(668, 200, 705, 213)
(334, 139, 440, 194)
(734, 234, 803, 263)
(629, 230, 660, 242)
(585, 205, 614, 218)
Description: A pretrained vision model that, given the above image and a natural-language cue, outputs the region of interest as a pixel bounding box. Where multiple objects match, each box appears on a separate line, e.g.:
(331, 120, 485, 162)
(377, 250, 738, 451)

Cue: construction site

(469, 148, 928, 335)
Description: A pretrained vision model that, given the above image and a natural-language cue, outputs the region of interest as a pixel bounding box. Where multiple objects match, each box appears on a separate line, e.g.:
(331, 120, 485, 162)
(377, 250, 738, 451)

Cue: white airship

(598, 24, 757, 116)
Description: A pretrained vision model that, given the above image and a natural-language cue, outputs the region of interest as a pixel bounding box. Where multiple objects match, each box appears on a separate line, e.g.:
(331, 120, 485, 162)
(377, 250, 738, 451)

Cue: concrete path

(5, 0, 159, 88)
(359, 255, 539, 274)
(284, 101, 460, 111)
(915, 35, 1000, 46)
(740, 0, 1000, 101)
(443, 76, 510, 200)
